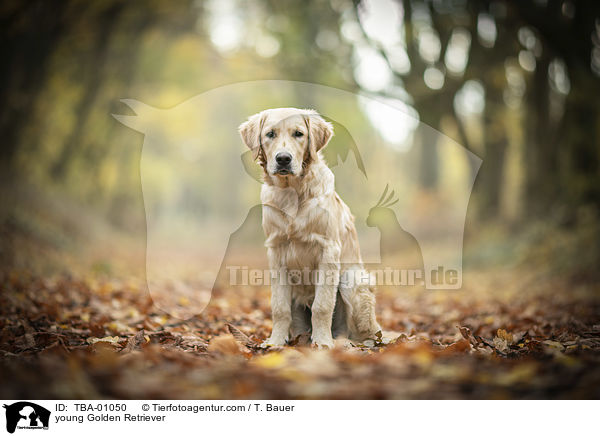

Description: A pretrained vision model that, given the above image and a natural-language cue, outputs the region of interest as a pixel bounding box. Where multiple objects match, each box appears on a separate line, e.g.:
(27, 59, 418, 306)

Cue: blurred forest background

(1, 0, 600, 400)
(1, 0, 599, 280)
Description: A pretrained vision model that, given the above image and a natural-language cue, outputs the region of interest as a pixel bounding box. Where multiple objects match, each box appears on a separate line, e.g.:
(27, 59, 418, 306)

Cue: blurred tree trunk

(417, 107, 440, 190)
(0, 1, 69, 173)
(472, 3, 514, 219)
(562, 67, 600, 214)
(0, 1, 71, 265)
(523, 52, 553, 218)
(50, 2, 125, 181)
(86, 15, 154, 185)
(401, 0, 441, 190)
(479, 84, 508, 218)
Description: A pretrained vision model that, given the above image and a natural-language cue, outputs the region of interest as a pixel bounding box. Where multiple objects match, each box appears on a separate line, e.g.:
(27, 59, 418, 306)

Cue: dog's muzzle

(275, 151, 292, 175)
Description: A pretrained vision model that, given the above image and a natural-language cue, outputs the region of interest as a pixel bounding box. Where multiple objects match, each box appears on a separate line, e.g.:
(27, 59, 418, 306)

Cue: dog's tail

(339, 267, 381, 341)
(350, 284, 381, 340)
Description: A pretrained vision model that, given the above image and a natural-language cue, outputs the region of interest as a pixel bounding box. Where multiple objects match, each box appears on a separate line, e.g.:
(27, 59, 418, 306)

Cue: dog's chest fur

(263, 202, 326, 307)
(262, 194, 327, 269)
(261, 174, 340, 306)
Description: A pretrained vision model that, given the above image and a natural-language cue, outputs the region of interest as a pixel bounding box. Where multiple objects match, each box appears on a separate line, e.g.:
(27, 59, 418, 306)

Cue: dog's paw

(260, 337, 287, 348)
(333, 337, 354, 348)
(310, 335, 334, 349)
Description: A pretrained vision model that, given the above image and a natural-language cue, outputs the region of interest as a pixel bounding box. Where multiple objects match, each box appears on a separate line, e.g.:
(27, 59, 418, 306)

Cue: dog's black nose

(275, 152, 292, 166)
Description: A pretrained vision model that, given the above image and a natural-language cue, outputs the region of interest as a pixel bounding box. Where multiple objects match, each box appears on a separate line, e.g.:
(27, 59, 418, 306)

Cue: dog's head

(239, 108, 333, 178)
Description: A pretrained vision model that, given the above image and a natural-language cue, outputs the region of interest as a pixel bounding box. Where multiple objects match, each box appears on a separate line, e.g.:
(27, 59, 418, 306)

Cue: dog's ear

(307, 113, 334, 153)
(239, 112, 265, 161)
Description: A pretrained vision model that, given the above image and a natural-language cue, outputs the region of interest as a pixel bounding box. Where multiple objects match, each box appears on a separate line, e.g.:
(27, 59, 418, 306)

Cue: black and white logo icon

(3, 402, 50, 434)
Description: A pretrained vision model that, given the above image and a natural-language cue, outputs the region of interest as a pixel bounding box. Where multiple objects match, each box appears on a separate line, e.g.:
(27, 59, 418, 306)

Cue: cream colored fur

(239, 108, 380, 348)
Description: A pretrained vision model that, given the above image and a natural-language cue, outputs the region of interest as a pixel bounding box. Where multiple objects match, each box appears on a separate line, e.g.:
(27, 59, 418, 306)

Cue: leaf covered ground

(1, 260, 600, 399)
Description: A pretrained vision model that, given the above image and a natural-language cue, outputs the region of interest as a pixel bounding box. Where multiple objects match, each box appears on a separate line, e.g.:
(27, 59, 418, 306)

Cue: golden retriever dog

(239, 108, 380, 348)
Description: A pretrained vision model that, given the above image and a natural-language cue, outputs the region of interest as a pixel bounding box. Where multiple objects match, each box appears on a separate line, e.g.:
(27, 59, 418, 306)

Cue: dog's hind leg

(339, 268, 380, 342)
(331, 289, 349, 338)
(290, 302, 312, 339)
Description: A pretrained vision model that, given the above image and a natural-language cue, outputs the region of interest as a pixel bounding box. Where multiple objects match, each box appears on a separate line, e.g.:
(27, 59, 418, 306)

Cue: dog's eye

(265, 130, 275, 139)
(293, 130, 304, 137)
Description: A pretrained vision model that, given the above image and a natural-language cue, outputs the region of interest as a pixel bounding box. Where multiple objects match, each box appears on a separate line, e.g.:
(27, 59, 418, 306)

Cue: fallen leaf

(122, 329, 147, 353)
(542, 340, 565, 351)
(208, 334, 248, 355)
(497, 329, 514, 344)
(87, 336, 120, 345)
(493, 337, 509, 352)
(226, 323, 256, 347)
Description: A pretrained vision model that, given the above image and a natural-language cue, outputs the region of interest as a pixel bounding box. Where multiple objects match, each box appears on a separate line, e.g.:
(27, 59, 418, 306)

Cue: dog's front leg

(311, 254, 340, 348)
(263, 246, 292, 347)
(263, 280, 292, 347)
